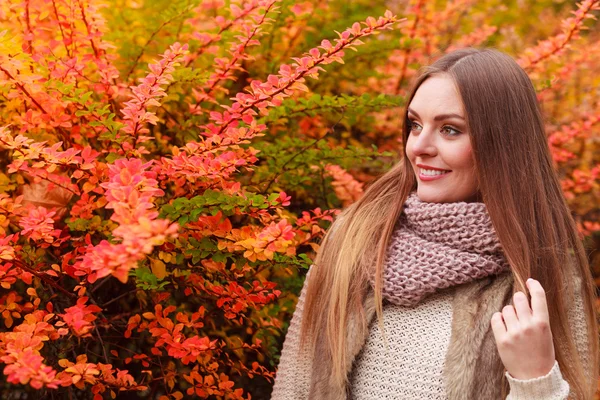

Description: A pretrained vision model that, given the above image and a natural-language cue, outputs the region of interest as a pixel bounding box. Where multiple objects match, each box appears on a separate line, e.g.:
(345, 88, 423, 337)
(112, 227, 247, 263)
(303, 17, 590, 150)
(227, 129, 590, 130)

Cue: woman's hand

(491, 278, 556, 380)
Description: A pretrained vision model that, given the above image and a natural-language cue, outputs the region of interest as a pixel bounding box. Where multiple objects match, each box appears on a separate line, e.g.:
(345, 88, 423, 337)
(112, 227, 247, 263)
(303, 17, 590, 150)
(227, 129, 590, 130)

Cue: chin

(416, 188, 447, 203)
(416, 187, 477, 203)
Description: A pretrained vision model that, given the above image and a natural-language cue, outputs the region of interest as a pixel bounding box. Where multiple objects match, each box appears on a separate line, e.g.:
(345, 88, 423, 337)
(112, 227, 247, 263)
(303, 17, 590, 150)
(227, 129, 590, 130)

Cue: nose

(410, 128, 437, 157)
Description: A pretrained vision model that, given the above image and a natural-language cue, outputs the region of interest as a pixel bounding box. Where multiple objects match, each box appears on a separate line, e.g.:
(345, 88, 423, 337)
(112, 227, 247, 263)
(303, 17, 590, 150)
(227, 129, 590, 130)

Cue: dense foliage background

(0, 0, 598, 398)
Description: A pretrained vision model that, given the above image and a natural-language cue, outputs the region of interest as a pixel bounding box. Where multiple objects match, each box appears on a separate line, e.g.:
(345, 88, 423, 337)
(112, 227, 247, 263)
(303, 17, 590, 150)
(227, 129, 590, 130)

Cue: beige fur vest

(308, 273, 514, 399)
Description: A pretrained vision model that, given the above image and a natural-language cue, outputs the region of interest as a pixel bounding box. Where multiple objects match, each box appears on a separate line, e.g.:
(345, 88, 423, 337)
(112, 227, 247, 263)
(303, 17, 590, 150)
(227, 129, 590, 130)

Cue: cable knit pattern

(379, 194, 509, 306)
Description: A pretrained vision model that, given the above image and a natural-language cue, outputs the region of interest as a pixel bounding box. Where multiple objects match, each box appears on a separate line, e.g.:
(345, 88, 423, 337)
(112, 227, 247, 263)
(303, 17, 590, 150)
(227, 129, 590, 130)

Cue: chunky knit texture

(379, 193, 509, 306)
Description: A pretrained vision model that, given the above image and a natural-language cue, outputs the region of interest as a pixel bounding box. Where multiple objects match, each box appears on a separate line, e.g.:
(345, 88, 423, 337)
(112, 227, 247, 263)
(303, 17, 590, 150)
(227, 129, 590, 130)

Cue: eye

(408, 120, 422, 134)
(441, 125, 462, 137)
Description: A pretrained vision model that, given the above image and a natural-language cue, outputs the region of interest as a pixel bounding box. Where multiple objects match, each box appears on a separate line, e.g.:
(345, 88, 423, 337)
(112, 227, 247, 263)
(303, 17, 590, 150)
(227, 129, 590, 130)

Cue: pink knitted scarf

(378, 193, 510, 307)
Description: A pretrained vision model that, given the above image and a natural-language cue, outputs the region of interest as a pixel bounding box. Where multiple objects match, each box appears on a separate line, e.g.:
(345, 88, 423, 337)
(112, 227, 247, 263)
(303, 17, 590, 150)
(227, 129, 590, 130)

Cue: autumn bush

(0, 0, 599, 399)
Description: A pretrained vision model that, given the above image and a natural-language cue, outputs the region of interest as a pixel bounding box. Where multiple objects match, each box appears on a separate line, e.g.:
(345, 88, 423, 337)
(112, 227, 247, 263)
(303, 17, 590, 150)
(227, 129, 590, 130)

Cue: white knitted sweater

(270, 269, 589, 400)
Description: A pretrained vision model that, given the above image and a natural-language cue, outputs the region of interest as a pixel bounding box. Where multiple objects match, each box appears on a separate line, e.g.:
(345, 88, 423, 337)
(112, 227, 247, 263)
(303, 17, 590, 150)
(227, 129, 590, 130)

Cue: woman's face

(405, 74, 479, 203)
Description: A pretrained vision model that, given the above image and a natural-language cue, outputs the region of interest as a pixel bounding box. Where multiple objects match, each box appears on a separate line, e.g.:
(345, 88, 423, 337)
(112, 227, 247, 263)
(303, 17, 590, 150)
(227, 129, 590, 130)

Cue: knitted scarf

(378, 193, 510, 306)
(307, 193, 514, 399)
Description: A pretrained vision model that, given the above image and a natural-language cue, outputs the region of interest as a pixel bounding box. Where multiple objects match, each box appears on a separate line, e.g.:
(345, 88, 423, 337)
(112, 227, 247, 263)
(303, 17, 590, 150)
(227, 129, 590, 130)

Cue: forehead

(409, 75, 465, 116)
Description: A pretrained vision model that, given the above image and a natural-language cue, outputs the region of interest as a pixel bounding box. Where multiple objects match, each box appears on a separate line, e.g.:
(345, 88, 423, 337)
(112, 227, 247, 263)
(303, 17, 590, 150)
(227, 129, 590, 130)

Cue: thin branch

(259, 110, 346, 195)
(94, 324, 110, 364)
(0, 66, 72, 144)
(52, 0, 72, 58)
(100, 289, 138, 308)
(90, 276, 111, 293)
(395, 0, 425, 94)
(124, 11, 189, 82)
(13, 259, 77, 299)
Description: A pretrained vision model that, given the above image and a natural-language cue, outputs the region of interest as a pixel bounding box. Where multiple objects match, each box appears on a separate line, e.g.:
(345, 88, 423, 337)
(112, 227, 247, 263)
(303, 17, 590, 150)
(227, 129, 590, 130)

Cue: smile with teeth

(419, 168, 451, 176)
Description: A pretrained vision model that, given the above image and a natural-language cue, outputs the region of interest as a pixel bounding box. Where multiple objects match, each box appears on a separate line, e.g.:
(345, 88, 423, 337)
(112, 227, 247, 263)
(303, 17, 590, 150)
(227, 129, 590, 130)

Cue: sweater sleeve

(270, 268, 314, 400)
(505, 361, 569, 400)
(505, 274, 591, 400)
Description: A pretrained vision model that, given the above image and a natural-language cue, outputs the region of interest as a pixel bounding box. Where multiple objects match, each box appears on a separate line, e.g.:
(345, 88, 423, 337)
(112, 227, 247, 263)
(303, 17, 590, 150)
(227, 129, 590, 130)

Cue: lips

(416, 163, 450, 172)
(414, 163, 452, 182)
(419, 173, 450, 182)
(416, 164, 451, 182)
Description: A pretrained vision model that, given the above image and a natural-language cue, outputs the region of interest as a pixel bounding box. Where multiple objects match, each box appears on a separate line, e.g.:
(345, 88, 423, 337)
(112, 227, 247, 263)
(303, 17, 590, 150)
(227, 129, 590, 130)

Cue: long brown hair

(299, 48, 599, 398)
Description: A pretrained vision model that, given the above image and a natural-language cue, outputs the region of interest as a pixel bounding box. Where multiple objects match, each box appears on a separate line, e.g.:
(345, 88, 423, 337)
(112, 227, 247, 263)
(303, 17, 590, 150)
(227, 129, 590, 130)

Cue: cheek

(405, 135, 416, 161)
(450, 143, 474, 167)
(447, 143, 476, 180)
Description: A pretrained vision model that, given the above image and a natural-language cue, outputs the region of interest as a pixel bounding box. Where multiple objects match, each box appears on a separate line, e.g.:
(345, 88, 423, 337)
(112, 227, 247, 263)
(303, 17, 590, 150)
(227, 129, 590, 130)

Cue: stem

(90, 276, 111, 293)
(218, 23, 381, 137)
(13, 259, 77, 299)
(189, 1, 279, 113)
(0, 66, 72, 145)
(522, 0, 600, 69)
(52, 0, 72, 58)
(0, 66, 50, 115)
(94, 324, 110, 364)
(124, 11, 188, 83)
(76, 0, 99, 58)
(259, 110, 345, 195)
(395, 0, 424, 94)
(24, 0, 34, 56)
(100, 289, 138, 308)
(183, 7, 253, 68)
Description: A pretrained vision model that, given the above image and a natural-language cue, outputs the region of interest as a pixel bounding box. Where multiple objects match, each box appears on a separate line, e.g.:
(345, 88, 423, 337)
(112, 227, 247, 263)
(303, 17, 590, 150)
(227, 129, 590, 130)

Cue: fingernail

(527, 278, 534, 283)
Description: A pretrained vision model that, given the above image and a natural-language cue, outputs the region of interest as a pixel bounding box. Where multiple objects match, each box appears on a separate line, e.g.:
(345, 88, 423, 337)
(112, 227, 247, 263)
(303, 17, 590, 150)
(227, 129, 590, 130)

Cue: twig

(259, 110, 346, 195)
(94, 324, 110, 364)
(124, 11, 189, 82)
(100, 289, 138, 308)
(91, 276, 111, 293)
(13, 259, 77, 299)
(395, 0, 424, 94)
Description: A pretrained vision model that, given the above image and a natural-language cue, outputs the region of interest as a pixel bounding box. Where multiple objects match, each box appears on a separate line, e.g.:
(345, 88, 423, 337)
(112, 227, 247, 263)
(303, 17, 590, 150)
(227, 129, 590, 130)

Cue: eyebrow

(407, 108, 465, 121)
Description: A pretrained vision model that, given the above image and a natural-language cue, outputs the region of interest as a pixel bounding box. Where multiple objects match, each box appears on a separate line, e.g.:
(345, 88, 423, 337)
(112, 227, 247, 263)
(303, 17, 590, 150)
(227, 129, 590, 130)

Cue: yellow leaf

(142, 312, 155, 320)
(158, 251, 172, 263)
(150, 258, 167, 279)
(172, 391, 184, 400)
(58, 359, 70, 368)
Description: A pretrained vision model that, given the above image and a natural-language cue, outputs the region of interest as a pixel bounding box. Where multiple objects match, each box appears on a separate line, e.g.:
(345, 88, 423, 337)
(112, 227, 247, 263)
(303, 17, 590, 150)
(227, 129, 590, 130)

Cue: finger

(527, 279, 549, 320)
(490, 312, 506, 340)
(502, 305, 519, 333)
(512, 291, 532, 323)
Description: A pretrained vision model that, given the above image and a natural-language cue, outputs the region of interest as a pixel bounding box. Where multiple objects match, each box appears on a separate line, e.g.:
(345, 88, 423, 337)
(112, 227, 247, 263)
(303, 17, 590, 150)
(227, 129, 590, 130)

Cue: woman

(270, 48, 598, 399)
